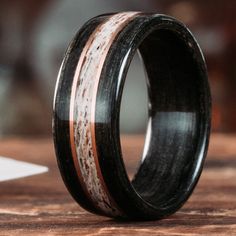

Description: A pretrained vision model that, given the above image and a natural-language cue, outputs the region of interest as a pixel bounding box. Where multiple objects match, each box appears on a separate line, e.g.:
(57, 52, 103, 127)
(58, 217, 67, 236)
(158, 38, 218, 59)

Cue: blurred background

(0, 0, 235, 137)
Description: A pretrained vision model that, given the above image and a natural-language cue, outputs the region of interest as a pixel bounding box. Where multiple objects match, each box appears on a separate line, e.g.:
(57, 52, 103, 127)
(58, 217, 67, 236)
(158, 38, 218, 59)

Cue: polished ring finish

(53, 12, 211, 220)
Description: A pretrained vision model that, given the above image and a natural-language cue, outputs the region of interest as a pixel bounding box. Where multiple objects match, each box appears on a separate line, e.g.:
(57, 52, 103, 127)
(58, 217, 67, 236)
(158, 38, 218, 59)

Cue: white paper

(0, 156, 48, 182)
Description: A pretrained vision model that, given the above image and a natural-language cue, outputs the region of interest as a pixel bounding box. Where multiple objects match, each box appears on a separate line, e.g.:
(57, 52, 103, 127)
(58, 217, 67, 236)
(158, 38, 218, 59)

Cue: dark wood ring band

(53, 12, 211, 220)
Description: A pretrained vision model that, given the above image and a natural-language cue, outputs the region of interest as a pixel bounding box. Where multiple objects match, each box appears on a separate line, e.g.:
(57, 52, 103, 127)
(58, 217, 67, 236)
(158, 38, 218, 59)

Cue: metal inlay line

(69, 12, 139, 216)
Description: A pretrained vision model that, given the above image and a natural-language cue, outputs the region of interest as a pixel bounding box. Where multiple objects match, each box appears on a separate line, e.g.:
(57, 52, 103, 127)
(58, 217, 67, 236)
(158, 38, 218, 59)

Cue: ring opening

(129, 28, 203, 208)
(120, 52, 149, 180)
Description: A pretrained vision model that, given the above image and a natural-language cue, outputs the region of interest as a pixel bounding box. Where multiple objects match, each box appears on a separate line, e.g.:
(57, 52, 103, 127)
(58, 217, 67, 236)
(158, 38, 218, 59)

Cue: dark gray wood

(54, 13, 211, 220)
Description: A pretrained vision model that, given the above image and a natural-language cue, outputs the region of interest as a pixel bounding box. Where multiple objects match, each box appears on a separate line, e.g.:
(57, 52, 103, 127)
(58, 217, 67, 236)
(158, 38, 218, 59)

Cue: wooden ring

(53, 12, 211, 220)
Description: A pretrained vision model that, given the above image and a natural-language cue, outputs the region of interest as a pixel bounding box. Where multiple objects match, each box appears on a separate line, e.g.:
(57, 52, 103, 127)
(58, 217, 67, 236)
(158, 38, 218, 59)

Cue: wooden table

(0, 134, 235, 235)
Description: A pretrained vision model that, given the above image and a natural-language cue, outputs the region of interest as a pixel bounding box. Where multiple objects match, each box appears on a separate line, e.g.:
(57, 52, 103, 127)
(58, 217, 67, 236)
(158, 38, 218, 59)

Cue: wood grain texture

(0, 133, 235, 235)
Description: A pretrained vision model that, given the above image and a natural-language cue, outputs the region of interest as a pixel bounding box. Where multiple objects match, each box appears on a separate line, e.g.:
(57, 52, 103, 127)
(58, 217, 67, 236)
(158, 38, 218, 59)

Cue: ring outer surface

(53, 12, 211, 220)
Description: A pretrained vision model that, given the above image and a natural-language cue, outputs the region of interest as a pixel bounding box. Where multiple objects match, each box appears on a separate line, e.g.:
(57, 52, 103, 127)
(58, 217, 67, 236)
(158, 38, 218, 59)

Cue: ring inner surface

(131, 29, 202, 208)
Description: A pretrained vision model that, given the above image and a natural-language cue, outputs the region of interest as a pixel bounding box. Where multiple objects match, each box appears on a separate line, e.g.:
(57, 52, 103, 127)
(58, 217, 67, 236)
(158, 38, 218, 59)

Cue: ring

(53, 12, 211, 220)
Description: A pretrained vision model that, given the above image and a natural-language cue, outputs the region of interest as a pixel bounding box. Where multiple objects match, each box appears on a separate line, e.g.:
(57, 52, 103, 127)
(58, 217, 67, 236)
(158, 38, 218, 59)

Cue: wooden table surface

(0, 134, 235, 235)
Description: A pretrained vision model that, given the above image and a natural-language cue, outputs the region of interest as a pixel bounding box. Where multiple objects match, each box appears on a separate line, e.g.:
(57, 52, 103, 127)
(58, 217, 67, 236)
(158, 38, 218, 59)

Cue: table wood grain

(0, 134, 235, 235)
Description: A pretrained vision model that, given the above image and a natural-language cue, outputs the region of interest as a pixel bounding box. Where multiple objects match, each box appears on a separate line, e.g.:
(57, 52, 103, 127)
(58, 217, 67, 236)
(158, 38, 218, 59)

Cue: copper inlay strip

(69, 12, 139, 216)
